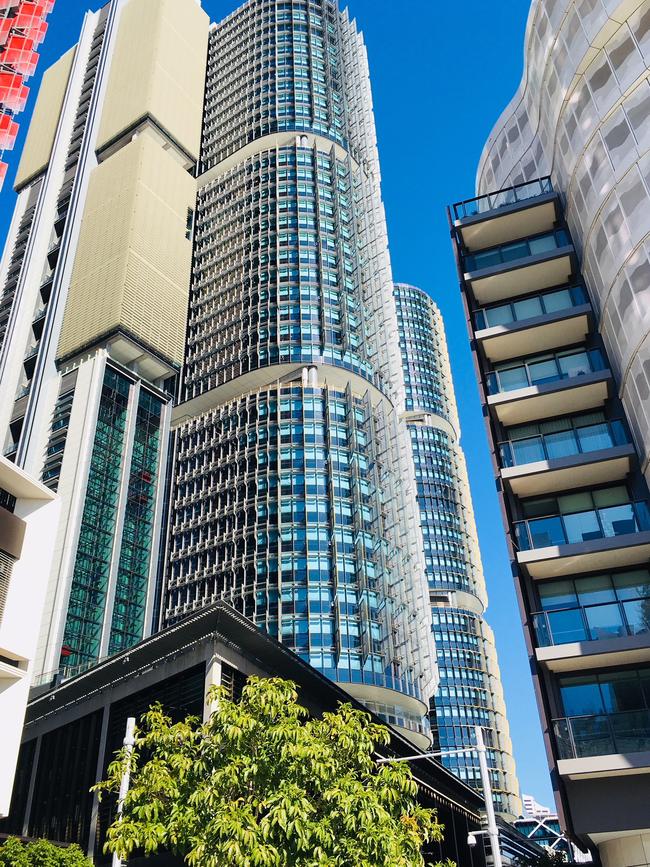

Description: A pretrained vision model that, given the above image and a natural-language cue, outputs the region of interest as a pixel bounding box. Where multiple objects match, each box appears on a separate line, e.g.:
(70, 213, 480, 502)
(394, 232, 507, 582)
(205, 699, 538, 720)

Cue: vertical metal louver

(0, 548, 16, 627)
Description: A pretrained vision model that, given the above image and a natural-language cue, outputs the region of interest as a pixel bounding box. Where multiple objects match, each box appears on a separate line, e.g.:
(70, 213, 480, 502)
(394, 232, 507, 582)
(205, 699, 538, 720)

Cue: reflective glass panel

(511, 437, 545, 464)
(560, 678, 605, 716)
(513, 296, 543, 320)
(576, 575, 616, 606)
(528, 516, 566, 547)
(614, 570, 650, 600)
(558, 351, 591, 378)
(622, 600, 650, 635)
(529, 234, 558, 255)
(528, 358, 559, 385)
(600, 503, 636, 537)
(548, 608, 587, 643)
(563, 510, 601, 543)
(484, 304, 514, 327)
(578, 423, 614, 452)
(543, 288, 573, 313)
(539, 580, 578, 610)
(585, 603, 626, 639)
(545, 430, 578, 459)
(497, 366, 529, 391)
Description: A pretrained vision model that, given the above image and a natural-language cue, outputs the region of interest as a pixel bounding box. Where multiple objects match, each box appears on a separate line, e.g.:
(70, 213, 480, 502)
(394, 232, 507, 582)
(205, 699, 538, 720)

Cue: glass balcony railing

(554, 709, 650, 759)
(475, 285, 588, 331)
(514, 500, 650, 551)
(533, 596, 650, 646)
(464, 228, 570, 273)
(500, 418, 629, 468)
(487, 348, 606, 395)
(453, 177, 553, 221)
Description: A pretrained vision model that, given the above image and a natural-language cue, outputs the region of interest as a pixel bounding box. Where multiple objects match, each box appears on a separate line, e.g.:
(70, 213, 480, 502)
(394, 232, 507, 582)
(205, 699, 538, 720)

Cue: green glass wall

(109, 389, 162, 654)
(62, 367, 129, 668)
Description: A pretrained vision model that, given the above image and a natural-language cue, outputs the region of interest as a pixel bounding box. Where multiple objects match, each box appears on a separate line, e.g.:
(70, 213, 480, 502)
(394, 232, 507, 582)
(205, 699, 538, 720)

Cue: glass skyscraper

(394, 284, 521, 819)
(162, 0, 436, 745)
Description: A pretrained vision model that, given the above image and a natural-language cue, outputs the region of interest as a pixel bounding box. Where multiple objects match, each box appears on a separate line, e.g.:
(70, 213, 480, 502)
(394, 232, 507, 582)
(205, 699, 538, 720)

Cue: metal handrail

(532, 596, 650, 646)
(453, 176, 553, 221)
(465, 227, 570, 272)
(487, 348, 605, 395)
(515, 500, 650, 551)
(553, 708, 650, 759)
(499, 418, 628, 467)
(474, 284, 588, 331)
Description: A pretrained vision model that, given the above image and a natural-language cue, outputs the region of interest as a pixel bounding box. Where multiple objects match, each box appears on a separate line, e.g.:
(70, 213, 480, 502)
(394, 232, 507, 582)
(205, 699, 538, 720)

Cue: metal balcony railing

(452, 176, 553, 221)
(475, 284, 588, 331)
(515, 500, 650, 551)
(554, 708, 650, 759)
(533, 596, 650, 646)
(464, 227, 570, 273)
(499, 418, 629, 468)
(487, 348, 606, 395)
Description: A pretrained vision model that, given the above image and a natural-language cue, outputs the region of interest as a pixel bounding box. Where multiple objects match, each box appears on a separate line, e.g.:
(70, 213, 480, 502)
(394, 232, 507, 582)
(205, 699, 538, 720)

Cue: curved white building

(477, 0, 650, 492)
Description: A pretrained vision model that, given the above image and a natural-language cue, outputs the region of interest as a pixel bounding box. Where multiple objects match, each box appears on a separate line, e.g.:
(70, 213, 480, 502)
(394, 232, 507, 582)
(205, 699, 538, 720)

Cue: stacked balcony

(452, 177, 650, 790)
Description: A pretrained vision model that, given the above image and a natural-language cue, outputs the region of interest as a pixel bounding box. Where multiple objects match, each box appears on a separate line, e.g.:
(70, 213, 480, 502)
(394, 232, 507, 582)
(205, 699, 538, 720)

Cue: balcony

(464, 228, 575, 305)
(452, 177, 558, 252)
(475, 285, 592, 363)
(500, 419, 634, 497)
(533, 599, 650, 672)
(554, 710, 650, 778)
(515, 500, 650, 580)
(486, 348, 611, 426)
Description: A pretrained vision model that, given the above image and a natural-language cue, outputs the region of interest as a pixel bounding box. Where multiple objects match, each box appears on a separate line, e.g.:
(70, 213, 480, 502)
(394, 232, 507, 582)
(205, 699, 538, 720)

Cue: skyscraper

(0, 0, 209, 679)
(452, 3, 650, 864)
(162, 0, 436, 746)
(394, 283, 521, 819)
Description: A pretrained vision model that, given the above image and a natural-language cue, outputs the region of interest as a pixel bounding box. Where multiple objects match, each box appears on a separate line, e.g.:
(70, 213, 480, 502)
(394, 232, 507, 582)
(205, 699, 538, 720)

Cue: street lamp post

(377, 724, 503, 867)
(111, 717, 136, 867)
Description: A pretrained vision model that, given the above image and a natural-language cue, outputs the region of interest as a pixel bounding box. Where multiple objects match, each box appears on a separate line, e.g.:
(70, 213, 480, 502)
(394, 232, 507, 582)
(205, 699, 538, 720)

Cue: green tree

(95, 676, 454, 867)
(0, 837, 91, 866)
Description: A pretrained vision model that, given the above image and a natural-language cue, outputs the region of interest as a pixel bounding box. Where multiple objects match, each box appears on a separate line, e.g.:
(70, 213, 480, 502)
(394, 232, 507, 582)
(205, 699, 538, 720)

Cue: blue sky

(0, 0, 553, 807)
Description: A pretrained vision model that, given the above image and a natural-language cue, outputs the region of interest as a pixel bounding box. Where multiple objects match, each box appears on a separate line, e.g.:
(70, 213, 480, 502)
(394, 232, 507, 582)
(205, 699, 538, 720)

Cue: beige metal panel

(57, 130, 194, 366)
(97, 0, 208, 160)
(14, 47, 76, 190)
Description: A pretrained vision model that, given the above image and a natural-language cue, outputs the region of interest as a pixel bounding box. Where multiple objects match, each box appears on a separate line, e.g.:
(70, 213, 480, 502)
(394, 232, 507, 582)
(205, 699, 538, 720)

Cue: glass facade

(61, 366, 165, 673)
(62, 368, 130, 669)
(164, 0, 435, 741)
(394, 283, 521, 819)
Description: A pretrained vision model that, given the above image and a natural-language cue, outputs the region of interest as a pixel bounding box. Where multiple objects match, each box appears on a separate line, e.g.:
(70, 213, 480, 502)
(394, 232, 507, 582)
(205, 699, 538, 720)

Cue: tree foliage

(95, 676, 454, 867)
(0, 838, 91, 867)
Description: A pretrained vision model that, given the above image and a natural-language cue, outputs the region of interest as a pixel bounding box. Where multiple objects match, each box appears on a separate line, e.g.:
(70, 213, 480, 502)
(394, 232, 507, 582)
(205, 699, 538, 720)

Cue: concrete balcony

(464, 229, 575, 306)
(554, 710, 650, 780)
(487, 364, 611, 426)
(452, 177, 559, 252)
(500, 419, 635, 496)
(476, 294, 592, 363)
(533, 598, 650, 673)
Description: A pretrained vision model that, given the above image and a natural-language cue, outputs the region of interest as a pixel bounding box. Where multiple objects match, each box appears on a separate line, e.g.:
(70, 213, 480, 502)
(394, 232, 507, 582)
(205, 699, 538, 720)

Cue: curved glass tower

(164, 0, 436, 745)
(394, 283, 521, 819)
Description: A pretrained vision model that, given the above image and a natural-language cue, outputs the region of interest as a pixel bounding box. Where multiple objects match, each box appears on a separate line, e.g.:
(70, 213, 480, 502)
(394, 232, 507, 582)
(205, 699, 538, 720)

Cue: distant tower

(394, 283, 521, 819)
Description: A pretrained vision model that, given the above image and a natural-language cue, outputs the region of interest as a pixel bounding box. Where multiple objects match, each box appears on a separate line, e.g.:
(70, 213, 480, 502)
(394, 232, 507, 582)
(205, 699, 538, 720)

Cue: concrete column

(599, 833, 650, 867)
(204, 654, 222, 722)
